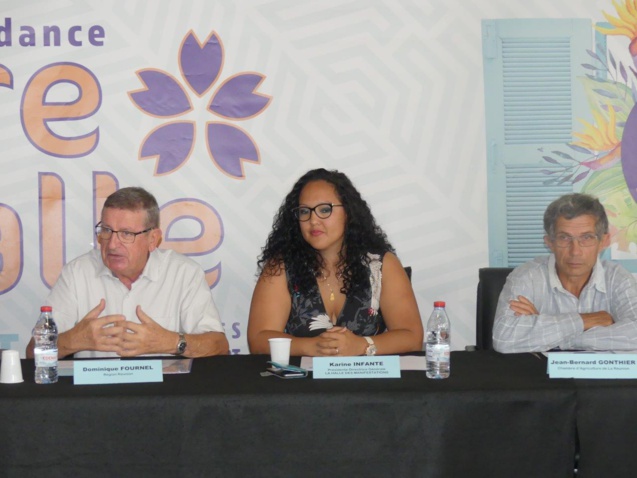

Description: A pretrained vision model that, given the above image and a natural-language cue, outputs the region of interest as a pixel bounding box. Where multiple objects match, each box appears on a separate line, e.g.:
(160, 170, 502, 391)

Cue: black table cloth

(574, 378, 637, 478)
(0, 351, 577, 478)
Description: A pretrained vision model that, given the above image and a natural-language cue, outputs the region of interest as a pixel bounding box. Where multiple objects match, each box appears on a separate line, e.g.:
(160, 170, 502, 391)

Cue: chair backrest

(476, 267, 514, 350)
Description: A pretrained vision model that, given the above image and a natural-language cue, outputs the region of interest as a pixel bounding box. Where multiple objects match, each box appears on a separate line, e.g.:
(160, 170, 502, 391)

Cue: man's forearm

(56, 330, 80, 359)
(181, 332, 229, 357)
(26, 331, 76, 359)
(580, 311, 614, 330)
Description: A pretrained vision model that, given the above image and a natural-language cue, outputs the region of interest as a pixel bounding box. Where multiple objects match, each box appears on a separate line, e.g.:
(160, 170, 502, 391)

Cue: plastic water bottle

(33, 305, 58, 384)
(426, 301, 450, 379)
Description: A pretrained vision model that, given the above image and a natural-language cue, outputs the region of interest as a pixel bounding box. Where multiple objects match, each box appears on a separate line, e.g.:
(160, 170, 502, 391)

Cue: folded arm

(492, 270, 583, 353)
(570, 268, 637, 351)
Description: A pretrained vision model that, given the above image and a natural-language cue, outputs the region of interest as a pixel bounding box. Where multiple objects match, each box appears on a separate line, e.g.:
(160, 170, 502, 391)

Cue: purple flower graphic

(128, 30, 271, 178)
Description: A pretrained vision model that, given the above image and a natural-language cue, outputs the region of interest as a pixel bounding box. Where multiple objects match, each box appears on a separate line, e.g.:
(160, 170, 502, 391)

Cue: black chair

(475, 267, 514, 350)
(475, 266, 580, 474)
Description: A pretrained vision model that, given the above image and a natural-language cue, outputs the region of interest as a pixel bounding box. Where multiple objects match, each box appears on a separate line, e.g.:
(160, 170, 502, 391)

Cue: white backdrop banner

(1, 0, 611, 356)
(0, 1, 280, 354)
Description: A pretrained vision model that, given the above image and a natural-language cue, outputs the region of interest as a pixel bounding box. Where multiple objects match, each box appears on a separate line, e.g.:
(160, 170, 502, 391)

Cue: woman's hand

(316, 327, 367, 356)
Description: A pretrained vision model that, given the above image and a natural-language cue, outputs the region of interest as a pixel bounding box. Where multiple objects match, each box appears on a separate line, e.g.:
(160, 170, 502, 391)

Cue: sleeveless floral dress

(284, 253, 386, 337)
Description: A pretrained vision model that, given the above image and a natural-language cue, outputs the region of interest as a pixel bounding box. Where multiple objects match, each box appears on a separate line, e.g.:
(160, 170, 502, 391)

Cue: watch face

(366, 344, 377, 356)
(177, 336, 187, 354)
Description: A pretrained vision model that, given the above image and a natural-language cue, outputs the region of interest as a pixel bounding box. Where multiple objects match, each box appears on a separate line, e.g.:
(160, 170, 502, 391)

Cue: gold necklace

(320, 272, 336, 302)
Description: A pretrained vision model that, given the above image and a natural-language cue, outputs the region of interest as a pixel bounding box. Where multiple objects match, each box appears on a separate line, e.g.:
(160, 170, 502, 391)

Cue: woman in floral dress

(248, 168, 423, 357)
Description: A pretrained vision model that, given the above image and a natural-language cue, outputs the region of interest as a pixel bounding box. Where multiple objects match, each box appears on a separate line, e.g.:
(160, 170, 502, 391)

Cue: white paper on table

(300, 355, 426, 371)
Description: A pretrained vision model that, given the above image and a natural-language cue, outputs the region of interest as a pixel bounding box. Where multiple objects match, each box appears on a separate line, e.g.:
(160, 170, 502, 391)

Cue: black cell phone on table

(265, 361, 308, 379)
(266, 367, 307, 378)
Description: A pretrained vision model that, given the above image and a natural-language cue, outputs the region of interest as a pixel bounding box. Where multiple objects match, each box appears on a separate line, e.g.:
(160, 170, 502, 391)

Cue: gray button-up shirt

(493, 255, 637, 353)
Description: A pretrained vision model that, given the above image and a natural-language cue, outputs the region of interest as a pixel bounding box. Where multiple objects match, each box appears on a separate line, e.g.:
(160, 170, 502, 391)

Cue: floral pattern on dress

(284, 253, 386, 337)
(308, 314, 334, 331)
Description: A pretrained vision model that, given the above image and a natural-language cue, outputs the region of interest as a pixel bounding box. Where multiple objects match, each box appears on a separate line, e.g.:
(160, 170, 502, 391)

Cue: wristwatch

(176, 333, 187, 355)
(364, 336, 377, 356)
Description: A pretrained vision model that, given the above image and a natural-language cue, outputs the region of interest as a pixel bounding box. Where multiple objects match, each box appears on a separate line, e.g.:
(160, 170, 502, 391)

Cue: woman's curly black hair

(257, 168, 394, 296)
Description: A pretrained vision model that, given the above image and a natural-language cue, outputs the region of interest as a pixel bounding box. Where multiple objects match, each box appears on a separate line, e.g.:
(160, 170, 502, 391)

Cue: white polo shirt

(46, 248, 224, 358)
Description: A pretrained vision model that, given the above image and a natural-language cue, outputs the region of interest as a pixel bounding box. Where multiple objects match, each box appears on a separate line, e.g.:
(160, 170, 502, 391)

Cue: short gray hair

(543, 193, 608, 238)
(102, 187, 160, 228)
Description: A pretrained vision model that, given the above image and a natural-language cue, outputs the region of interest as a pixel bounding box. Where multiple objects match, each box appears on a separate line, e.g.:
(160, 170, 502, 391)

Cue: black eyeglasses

(95, 223, 154, 244)
(551, 233, 600, 248)
(292, 203, 343, 222)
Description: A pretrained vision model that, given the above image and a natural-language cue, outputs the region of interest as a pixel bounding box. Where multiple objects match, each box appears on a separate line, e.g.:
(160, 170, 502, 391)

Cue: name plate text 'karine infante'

(313, 355, 401, 379)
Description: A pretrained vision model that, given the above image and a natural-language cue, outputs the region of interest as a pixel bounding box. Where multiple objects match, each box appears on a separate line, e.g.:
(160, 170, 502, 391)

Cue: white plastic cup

(0, 350, 24, 384)
(268, 338, 292, 366)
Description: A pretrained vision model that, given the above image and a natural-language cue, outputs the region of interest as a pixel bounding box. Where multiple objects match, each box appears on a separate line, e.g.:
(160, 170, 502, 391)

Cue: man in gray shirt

(493, 193, 637, 353)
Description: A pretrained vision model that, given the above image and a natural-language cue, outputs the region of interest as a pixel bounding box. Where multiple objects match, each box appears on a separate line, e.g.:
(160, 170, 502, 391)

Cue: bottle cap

(40, 306, 52, 312)
(433, 301, 445, 308)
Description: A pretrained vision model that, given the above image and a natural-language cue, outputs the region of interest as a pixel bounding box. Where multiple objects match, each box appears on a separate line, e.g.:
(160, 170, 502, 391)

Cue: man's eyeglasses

(95, 223, 154, 244)
(292, 203, 343, 222)
(551, 233, 600, 248)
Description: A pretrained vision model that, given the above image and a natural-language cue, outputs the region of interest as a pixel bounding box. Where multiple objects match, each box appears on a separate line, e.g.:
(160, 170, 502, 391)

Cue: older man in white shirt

(26, 187, 228, 358)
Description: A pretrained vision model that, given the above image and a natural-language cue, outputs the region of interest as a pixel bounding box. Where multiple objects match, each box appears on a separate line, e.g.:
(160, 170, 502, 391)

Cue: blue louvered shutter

(482, 19, 592, 267)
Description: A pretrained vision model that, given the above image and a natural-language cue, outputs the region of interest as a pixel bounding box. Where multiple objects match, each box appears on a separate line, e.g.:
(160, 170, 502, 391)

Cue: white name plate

(313, 355, 401, 379)
(74, 359, 163, 385)
(547, 352, 637, 379)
